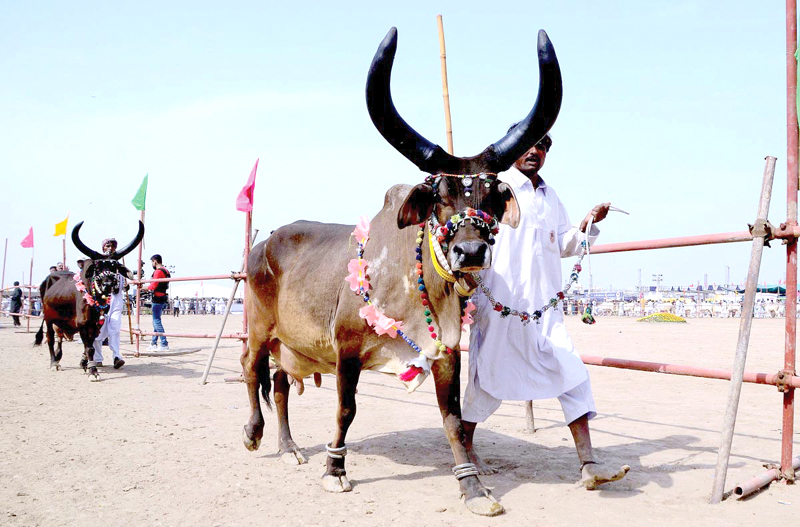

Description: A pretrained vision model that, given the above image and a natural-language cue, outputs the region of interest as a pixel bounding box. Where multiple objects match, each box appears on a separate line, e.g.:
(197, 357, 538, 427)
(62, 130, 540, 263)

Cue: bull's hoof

(50, 362, 62, 371)
(80, 358, 88, 371)
(242, 427, 261, 452)
(322, 474, 352, 493)
(89, 370, 100, 382)
(280, 450, 308, 465)
(464, 494, 504, 517)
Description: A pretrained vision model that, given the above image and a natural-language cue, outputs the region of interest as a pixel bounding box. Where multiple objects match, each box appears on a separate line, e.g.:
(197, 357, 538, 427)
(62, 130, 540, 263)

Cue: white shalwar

(93, 274, 125, 364)
(464, 169, 599, 425)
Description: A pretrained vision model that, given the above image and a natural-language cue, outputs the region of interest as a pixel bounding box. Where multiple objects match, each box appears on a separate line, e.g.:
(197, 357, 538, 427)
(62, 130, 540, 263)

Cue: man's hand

(579, 202, 611, 233)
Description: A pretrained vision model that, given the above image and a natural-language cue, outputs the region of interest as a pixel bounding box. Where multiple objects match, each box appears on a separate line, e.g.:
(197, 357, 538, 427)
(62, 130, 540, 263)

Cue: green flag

(131, 174, 148, 211)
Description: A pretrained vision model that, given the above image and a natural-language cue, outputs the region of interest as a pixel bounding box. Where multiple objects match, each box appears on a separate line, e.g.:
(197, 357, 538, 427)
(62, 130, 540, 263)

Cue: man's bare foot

(467, 450, 497, 475)
(579, 462, 630, 490)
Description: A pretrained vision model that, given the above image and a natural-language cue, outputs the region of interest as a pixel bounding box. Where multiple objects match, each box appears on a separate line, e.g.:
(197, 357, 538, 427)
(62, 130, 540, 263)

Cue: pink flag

(20, 227, 34, 248)
(236, 159, 259, 212)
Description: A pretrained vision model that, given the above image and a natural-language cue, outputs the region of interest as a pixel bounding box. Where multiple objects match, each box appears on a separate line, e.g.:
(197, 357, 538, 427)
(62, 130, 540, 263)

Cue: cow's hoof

(280, 450, 308, 465)
(80, 358, 88, 371)
(50, 362, 62, 371)
(242, 427, 261, 452)
(464, 494, 504, 517)
(322, 474, 352, 493)
(89, 373, 100, 382)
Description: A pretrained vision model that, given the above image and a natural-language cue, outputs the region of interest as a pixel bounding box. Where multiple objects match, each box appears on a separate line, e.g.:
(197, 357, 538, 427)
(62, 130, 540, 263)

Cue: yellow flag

(54, 214, 69, 237)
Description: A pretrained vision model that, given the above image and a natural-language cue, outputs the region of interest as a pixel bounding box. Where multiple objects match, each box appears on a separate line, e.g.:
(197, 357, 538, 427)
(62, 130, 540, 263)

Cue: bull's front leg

(322, 356, 361, 493)
(432, 352, 504, 517)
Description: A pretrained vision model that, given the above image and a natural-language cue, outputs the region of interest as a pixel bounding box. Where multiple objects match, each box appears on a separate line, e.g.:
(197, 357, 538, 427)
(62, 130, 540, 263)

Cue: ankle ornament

(452, 462, 479, 480)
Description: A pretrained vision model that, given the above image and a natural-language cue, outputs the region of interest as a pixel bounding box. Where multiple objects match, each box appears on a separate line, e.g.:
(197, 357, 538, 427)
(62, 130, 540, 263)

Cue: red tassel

(399, 365, 424, 382)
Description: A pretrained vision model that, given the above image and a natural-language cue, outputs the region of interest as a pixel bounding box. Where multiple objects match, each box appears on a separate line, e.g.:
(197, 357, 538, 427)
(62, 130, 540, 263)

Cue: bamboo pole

(122, 257, 134, 345)
(1, 238, 7, 296)
(437, 15, 454, 155)
(26, 255, 33, 333)
(709, 156, 776, 503)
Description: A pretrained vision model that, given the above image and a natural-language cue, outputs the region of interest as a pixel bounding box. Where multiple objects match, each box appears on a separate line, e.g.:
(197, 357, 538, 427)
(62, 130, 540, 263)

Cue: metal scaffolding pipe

(579, 354, 800, 389)
(132, 273, 246, 285)
(591, 231, 753, 255)
(734, 457, 800, 499)
(123, 328, 247, 340)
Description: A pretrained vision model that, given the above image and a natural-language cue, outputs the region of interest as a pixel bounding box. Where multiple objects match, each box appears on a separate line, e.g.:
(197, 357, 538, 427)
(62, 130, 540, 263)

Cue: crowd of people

(168, 297, 233, 316)
(563, 297, 790, 319)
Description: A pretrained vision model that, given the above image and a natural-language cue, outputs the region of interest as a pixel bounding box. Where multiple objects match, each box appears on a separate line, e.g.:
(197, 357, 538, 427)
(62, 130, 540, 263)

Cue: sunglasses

(535, 138, 552, 153)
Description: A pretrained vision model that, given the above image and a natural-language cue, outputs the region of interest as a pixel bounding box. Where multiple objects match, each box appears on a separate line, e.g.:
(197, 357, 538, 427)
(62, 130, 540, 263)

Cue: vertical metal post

(135, 209, 145, 356)
(710, 157, 776, 503)
(783, 0, 799, 482)
(437, 15, 454, 155)
(62, 238, 66, 267)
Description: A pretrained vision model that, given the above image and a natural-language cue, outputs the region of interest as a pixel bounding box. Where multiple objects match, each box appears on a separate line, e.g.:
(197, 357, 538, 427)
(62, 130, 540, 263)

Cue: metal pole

(200, 278, 243, 385)
(524, 401, 535, 434)
(783, 0, 799, 482)
(710, 156, 776, 503)
(62, 237, 66, 267)
(437, 15, 454, 155)
(134, 209, 145, 357)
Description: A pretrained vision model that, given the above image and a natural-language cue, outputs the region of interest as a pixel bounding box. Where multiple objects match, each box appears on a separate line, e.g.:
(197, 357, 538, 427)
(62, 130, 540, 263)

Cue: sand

(0, 313, 797, 527)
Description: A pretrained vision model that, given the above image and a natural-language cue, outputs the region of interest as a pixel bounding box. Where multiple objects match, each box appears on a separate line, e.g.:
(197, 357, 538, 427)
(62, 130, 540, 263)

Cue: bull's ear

(498, 182, 520, 228)
(83, 262, 95, 278)
(397, 183, 435, 229)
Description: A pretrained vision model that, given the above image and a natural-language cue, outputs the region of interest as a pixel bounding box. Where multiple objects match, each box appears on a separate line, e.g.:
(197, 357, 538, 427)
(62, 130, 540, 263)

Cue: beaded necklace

(472, 240, 590, 325)
(345, 217, 471, 382)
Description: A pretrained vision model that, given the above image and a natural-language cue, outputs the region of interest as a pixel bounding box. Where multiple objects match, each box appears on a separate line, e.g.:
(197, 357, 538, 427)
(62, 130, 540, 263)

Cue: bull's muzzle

(450, 241, 491, 272)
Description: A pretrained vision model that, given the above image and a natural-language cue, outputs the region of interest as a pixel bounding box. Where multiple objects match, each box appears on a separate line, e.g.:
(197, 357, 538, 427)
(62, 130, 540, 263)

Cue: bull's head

(72, 221, 143, 305)
(367, 28, 561, 275)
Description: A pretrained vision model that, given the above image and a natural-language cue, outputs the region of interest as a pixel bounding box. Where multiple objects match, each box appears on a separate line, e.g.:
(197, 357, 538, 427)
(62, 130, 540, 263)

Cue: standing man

(92, 238, 128, 369)
(10, 282, 23, 326)
(147, 254, 170, 351)
(463, 130, 629, 489)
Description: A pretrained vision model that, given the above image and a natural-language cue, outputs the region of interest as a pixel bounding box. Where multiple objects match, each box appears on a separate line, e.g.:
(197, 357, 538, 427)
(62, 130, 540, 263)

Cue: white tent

(169, 281, 243, 300)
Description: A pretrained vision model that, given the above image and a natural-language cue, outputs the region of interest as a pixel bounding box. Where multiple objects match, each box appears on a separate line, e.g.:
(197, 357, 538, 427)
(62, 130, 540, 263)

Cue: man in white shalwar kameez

(92, 238, 127, 369)
(463, 132, 629, 489)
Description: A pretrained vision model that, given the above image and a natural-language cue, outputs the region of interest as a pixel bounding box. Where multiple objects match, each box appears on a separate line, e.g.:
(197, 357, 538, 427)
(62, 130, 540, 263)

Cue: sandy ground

(1, 312, 798, 527)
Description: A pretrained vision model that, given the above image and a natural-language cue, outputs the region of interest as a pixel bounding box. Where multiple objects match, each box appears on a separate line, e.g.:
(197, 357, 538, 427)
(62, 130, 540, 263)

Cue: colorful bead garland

(429, 208, 500, 253)
(472, 241, 588, 325)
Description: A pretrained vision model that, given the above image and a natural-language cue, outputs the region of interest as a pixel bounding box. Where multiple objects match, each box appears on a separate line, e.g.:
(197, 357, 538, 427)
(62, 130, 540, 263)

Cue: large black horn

(366, 28, 464, 174)
(113, 221, 145, 260)
(71, 222, 104, 260)
(486, 30, 562, 173)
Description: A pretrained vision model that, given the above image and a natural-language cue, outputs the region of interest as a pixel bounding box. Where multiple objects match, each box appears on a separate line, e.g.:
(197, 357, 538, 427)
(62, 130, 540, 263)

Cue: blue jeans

(151, 302, 168, 346)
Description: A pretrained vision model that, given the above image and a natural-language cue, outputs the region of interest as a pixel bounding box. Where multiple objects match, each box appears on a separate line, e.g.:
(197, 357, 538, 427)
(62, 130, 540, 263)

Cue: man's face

(512, 136, 551, 175)
(151, 259, 158, 269)
(102, 241, 116, 255)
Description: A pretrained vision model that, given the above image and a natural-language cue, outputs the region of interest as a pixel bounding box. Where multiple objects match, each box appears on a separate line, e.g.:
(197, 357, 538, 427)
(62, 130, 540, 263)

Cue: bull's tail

(34, 320, 45, 346)
(258, 357, 273, 411)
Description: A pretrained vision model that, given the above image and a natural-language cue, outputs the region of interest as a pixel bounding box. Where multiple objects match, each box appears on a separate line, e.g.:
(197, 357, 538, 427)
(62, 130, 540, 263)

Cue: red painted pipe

(734, 457, 800, 499)
(579, 354, 800, 389)
(123, 328, 247, 339)
(132, 273, 246, 285)
(591, 231, 753, 254)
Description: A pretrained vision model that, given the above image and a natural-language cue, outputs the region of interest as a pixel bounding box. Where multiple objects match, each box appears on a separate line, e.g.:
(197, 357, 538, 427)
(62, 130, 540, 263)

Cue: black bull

(34, 221, 143, 380)
(241, 28, 562, 516)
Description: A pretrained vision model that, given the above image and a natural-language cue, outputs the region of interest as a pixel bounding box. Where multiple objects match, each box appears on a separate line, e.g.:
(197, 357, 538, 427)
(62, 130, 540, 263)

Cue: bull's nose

(451, 241, 490, 270)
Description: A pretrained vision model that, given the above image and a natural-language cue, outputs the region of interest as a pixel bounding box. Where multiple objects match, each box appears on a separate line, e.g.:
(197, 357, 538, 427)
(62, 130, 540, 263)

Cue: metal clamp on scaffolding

(748, 218, 774, 247)
(772, 221, 800, 244)
(775, 369, 795, 393)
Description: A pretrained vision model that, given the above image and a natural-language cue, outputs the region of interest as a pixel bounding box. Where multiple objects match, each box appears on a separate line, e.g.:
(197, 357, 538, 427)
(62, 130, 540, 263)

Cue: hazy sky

(0, 1, 794, 291)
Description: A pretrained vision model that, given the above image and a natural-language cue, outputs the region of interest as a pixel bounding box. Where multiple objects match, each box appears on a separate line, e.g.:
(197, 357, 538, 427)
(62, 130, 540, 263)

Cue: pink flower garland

(73, 274, 98, 307)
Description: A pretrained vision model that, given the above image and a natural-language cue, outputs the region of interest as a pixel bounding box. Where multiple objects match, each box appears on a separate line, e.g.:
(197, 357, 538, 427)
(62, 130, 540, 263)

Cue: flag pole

(27, 250, 33, 333)
(62, 238, 66, 267)
(135, 209, 145, 357)
(1, 238, 7, 295)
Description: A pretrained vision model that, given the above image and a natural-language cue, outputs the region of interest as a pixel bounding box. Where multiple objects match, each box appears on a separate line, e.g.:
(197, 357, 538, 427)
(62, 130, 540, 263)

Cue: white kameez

(466, 168, 599, 405)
